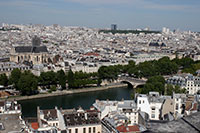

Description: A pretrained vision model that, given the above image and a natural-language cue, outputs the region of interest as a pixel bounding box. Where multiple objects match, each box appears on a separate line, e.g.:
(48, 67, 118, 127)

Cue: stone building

(10, 36, 49, 65)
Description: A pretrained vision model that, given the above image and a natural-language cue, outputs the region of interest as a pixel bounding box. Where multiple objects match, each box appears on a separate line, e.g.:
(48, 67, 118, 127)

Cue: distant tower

(162, 27, 170, 34)
(32, 35, 41, 47)
(111, 24, 117, 30)
(31, 35, 41, 52)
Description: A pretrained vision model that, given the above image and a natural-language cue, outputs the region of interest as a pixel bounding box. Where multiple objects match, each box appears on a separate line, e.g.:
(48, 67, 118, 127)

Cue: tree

(39, 71, 57, 89)
(156, 57, 178, 75)
(67, 69, 74, 89)
(57, 70, 66, 90)
(9, 68, 21, 89)
(166, 84, 186, 95)
(17, 71, 38, 95)
(137, 76, 166, 94)
(0, 74, 8, 87)
(166, 84, 174, 95)
(146, 75, 165, 85)
(98, 66, 118, 81)
(173, 57, 194, 69)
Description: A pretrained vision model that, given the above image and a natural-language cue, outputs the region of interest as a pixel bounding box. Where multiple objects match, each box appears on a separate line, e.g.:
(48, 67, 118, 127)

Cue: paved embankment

(2, 84, 127, 101)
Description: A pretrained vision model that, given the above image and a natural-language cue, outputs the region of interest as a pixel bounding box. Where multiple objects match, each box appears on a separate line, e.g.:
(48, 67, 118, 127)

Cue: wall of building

(161, 99, 174, 118)
(10, 53, 48, 65)
(137, 96, 151, 118)
(150, 103, 162, 120)
(68, 124, 102, 133)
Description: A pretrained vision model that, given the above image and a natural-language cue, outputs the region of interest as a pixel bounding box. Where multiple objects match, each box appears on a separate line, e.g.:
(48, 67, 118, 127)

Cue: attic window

(151, 107, 155, 110)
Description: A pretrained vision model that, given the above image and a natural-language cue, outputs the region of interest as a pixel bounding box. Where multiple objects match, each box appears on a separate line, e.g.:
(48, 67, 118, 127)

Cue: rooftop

(63, 109, 101, 127)
(116, 125, 140, 133)
(147, 112, 200, 133)
(41, 109, 58, 121)
(14, 46, 48, 53)
(0, 114, 24, 133)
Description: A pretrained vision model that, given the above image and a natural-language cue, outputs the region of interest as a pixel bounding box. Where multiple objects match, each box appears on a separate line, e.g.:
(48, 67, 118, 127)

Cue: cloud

(0, 0, 49, 8)
(1, 0, 199, 13)
(62, 0, 135, 4)
(62, 0, 199, 12)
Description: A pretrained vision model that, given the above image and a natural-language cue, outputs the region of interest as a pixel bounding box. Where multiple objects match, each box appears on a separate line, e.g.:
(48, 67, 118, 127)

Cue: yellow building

(10, 36, 49, 65)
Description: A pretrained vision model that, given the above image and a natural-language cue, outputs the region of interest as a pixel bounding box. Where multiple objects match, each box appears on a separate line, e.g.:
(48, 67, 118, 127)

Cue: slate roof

(14, 46, 48, 53)
(149, 42, 160, 47)
(42, 109, 58, 121)
(64, 110, 101, 126)
(146, 112, 200, 133)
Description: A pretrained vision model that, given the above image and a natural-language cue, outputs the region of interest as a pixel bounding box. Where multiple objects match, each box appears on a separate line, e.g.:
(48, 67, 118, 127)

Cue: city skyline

(0, 0, 200, 31)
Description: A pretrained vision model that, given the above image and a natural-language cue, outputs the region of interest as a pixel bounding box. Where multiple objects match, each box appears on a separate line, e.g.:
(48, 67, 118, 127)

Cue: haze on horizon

(0, 0, 200, 31)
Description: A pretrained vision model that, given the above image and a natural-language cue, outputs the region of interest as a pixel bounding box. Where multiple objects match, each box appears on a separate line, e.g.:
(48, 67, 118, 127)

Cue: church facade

(10, 36, 49, 65)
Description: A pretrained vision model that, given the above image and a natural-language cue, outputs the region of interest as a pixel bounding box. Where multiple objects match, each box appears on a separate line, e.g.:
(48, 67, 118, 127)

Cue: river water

(19, 86, 133, 117)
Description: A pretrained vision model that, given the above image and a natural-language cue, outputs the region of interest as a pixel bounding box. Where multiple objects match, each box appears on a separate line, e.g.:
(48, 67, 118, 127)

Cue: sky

(0, 0, 200, 31)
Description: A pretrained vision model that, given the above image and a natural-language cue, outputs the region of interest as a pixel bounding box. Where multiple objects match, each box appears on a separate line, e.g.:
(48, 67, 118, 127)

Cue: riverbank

(1, 83, 127, 101)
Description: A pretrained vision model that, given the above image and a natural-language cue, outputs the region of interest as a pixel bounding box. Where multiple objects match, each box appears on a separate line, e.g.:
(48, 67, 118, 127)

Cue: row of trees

(68, 70, 99, 89)
(99, 30, 160, 34)
(136, 76, 186, 95)
(0, 69, 67, 95)
(98, 57, 197, 81)
(98, 60, 136, 81)
(0, 68, 100, 95)
(97, 57, 197, 95)
(0, 56, 197, 96)
(2, 69, 38, 95)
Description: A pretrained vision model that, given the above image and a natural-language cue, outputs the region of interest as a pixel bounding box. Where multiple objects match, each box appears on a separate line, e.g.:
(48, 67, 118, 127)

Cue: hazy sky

(0, 0, 200, 31)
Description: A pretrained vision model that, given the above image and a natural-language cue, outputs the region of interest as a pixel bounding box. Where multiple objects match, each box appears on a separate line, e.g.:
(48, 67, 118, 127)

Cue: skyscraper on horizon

(111, 24, 117, 30)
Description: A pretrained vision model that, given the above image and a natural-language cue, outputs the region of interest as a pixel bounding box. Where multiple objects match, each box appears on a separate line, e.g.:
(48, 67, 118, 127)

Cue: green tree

(137, 76, 166, 94)
(17, 71, 38, 95)
(173, 57, 194, 69)
(39, 71, 57, 89)
(0, 74, 8, 86)
(146, 75, 165, 85)
(57, 70, 66, 90)
(156, 57, 178, 75)
(9, 68, 21, 89)
(67, 69, 74, 89)
(166, 84, 174, 95)
(166, 84, 186, 95)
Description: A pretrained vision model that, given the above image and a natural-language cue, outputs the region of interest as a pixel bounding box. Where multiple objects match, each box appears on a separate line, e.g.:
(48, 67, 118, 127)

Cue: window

(89, 127, 91, 133)
(151, 107, 155, 111)
(143, 100, 145, 103)
(176, 103, 179, 110)
(69, 129, 71, 133)
(139, 100, 141, 104)
(83, 128, 86, 133)
(151, 114, 155, 118)
(75, 128, 78, 133)
(93, 127, 96, 133)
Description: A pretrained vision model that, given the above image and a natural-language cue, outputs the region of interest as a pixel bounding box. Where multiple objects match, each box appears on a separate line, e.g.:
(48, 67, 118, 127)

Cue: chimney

(85, 113, 88, 120)
(37, 106, 42, 128)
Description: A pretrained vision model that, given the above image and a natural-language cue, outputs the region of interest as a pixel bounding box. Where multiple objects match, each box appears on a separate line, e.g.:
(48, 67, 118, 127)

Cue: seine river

(19, 86, 133, 117)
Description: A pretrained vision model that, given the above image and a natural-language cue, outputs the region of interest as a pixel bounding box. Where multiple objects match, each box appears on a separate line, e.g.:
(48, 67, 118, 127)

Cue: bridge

(118, 76, 147, 88)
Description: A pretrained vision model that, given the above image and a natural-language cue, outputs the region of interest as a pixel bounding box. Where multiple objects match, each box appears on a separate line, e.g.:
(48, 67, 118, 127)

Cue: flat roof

(0, 114, 24, 133)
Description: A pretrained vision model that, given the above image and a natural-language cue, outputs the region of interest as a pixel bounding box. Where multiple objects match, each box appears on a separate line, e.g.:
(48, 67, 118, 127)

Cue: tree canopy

(17, 71, 38, 95)
(0, 74, 8, 87)
(9, 68, 21, 89)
